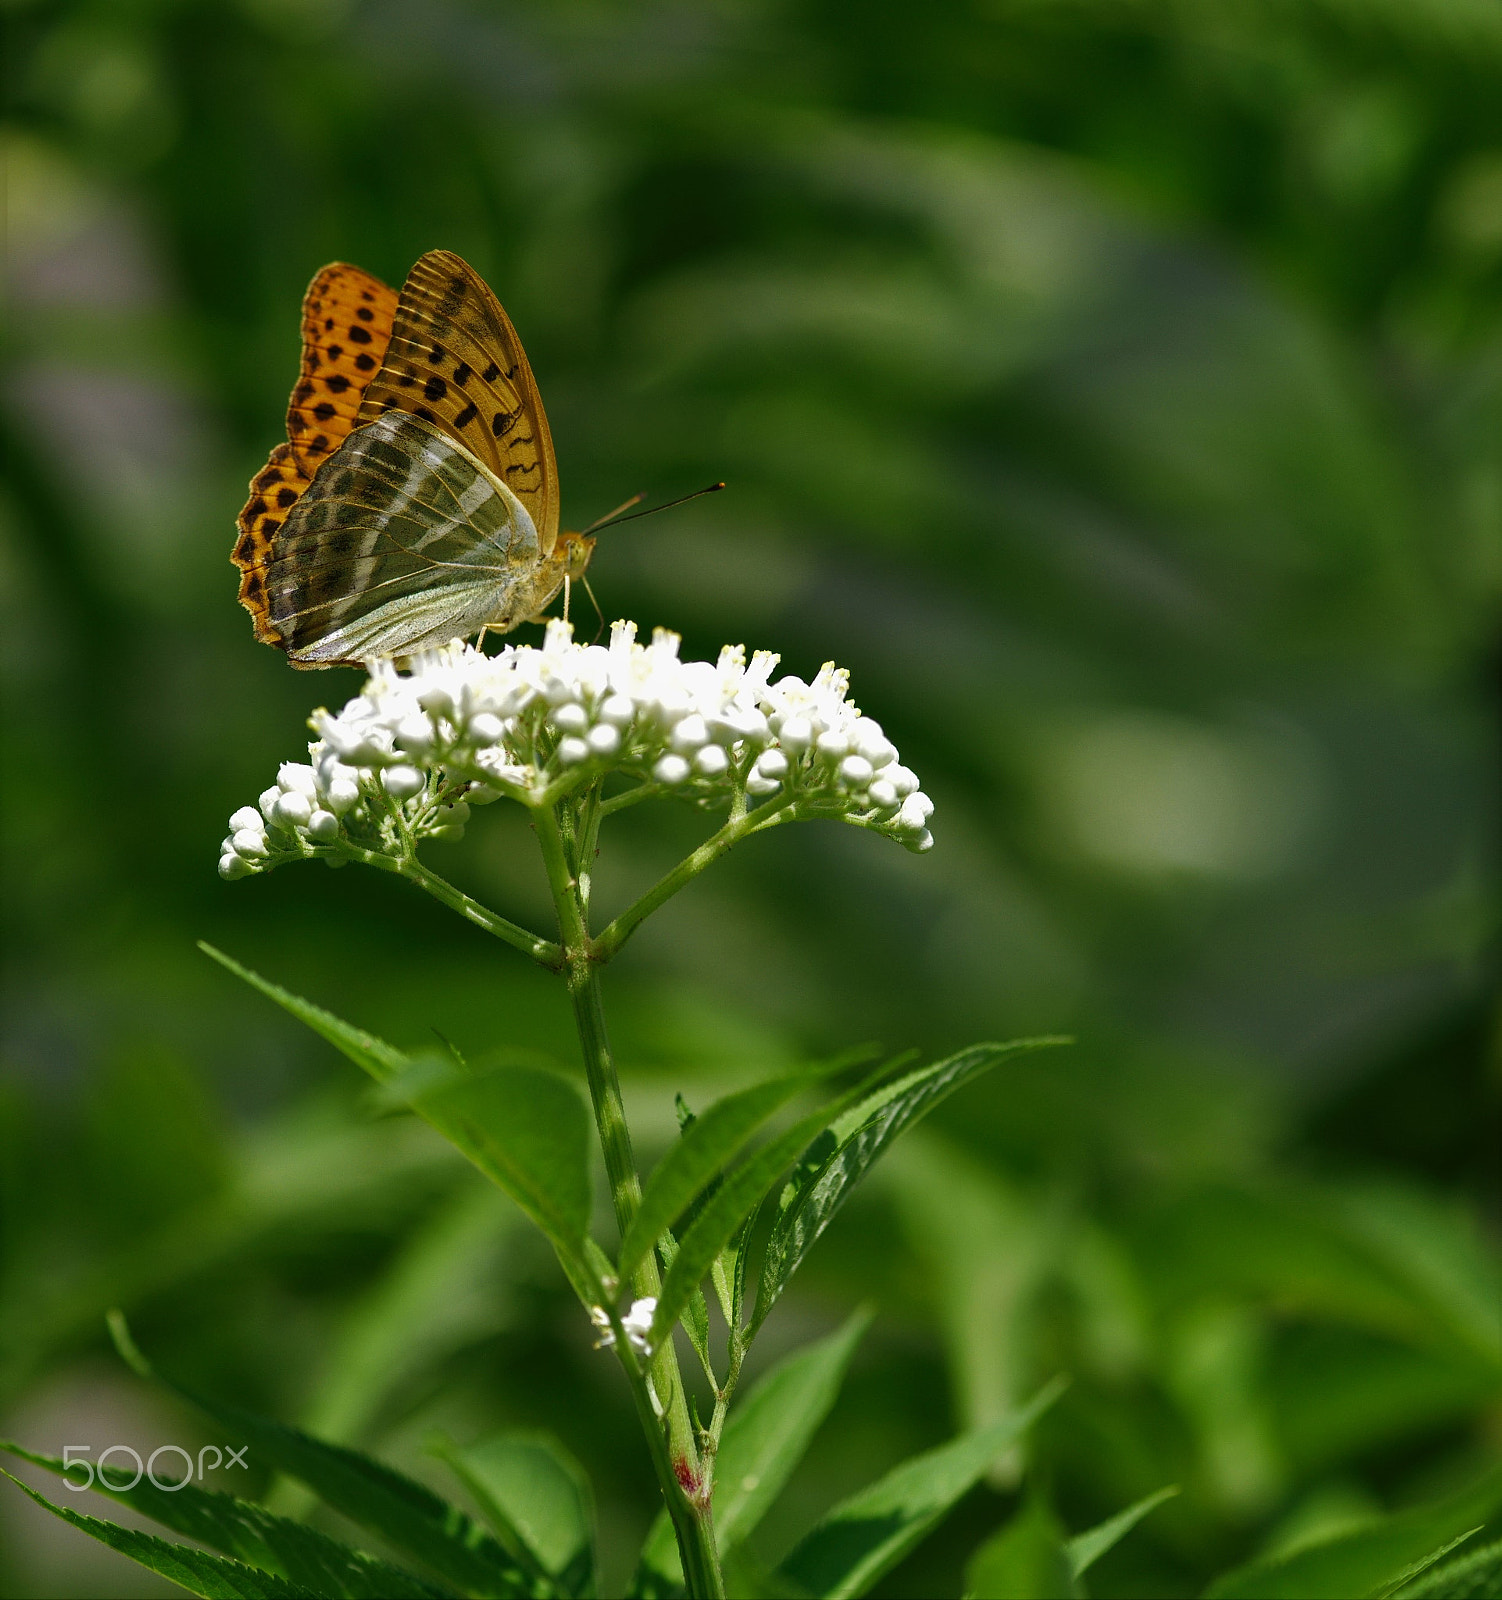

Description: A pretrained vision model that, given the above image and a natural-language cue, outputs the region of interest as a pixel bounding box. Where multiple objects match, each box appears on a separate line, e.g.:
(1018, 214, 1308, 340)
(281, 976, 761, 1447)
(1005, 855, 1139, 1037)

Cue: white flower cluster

(590, 1296, 657, 1357)
(219, 620, 934, 878)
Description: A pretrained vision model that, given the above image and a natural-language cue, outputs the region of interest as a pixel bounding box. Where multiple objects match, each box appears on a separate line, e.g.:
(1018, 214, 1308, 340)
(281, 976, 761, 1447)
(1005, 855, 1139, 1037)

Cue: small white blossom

(218, 620, 934, 877)
(589, 1296, 657, 1357)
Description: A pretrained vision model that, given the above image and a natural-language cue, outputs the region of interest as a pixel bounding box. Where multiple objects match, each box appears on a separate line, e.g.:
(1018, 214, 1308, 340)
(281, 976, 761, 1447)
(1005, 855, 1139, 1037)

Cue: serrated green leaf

(107, 1316, 531, 1598)
(0, 1465, 315, 1599)
(199, 944, 407, 1084)
(752, 1040, 1068, 1331)
(0, 1442, 446, 1598)
(434, 1431, 595, 1597)
(1066, 1485, 1179, 1578)
(648, 1064, 890, 1350)
(965, 1497, 1078, 1599)
(1396, 1537, 1502, 1598)
(779, 1378, 1067, 1600)
(1205, 1462, 1502, 1599)
(619, 1074, 817, 1285)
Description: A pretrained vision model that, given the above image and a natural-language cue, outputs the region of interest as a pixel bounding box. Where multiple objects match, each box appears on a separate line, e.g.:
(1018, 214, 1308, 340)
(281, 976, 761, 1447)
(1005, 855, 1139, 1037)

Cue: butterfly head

(558, 530, 597, 579)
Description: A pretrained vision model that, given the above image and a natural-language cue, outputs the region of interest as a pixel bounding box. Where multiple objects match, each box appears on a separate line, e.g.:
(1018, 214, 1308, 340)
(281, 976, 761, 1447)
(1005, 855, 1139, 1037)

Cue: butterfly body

(234, 250, 588, 668)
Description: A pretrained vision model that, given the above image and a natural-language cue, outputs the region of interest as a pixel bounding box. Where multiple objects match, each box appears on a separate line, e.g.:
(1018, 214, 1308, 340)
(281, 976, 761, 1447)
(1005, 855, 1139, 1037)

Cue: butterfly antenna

(582, 492, 647, 535)
(588, 481, 725, 534)
(562, 575, 572, 626)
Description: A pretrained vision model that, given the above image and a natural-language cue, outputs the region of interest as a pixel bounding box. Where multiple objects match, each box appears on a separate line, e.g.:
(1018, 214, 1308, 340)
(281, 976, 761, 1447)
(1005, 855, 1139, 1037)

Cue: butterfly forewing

(356, 249, 560, 551)
(263, 411, 543, 667)
(234, 262, 399, 645)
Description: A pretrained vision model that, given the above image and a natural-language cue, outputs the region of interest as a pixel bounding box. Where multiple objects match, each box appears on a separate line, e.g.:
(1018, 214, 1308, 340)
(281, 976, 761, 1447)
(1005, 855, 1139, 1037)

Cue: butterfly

(232, 250, 595, 668)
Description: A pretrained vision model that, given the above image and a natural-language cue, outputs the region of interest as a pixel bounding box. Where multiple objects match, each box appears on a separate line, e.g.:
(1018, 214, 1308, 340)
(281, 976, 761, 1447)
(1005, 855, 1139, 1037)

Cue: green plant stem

(397, 857, 560, 967)
(534, 803, 724, 1598)
(593, 797, 798, 962)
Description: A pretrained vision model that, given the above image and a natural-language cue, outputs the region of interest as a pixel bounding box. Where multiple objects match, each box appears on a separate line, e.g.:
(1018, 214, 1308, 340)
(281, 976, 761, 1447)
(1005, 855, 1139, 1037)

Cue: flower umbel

(219, 619, 934, 878)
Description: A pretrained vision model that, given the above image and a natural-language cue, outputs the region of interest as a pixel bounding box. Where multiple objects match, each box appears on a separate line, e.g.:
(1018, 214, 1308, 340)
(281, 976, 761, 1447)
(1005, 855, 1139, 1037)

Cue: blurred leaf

(0, 1465, 314, 1599)
(649, 1066, 889, 1349)
(1066, 1485, 1179, 1578)
(0, 1442, 446, 1598)
(619, 1073, 817, 1285)
(1205, 1461, 1502, 1598)
(965, 1497, 1078, 1599)
(778, 1377, 1067, 1600)
(656, 1230, 712, 1372)
(752, 1040, 1068, 1332)
(107, 1314, 531, 1598)
(434, 1430, 594, 1598)
(199, 944, 407, 1084)
(1396, 1538, 1502, 1598)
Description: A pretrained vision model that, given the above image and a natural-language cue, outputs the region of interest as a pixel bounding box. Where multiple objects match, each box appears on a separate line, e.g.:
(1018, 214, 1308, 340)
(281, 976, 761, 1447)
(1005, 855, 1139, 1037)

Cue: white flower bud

(816, 729, 850, 759)
(467, 784, 503, 804)
(416, 683, 455, 718)
(906, 828, 934, 853)
(587, 723, 621, 757)
(219, 852, 255, 880)
(557, 736, 590, 765)
(467, 712, 504, 745)
(670, 714, 708, 754)
(273, 790, 313, 828)
(852, 722, 896, 767)
(746, 770, 781, 796)
(229, 806, 263, 833)
(306, 809, 340, 841)
(695, 744, 729, 777)
(394, 715, 434, 755)
(599, 693, 635, 727)
(232, 828, 269, 859)
(755, 748, 788, 780)
(442, 800, 472, 825)
(429, 823, 465, 842)
(325, 777, 361, 814)
(259, 786, 281, 821)
(778, 715, 812, 753)
(839, 755, 874, 788)
(278, 763, 318, 795)
(867, 778, 898, 810)
(885, 764, 919, 798)
(654, 754, 691, 785)
(897, 792, 934, 830)
(382, 765, 425, 799)
(552, 702, 589, 734)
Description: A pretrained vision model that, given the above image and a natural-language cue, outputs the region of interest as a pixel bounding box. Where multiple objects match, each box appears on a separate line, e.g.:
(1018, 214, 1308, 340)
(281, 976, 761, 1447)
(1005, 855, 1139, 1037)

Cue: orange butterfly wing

(355, 250, 560, 552)
(233, 263, 399, 644)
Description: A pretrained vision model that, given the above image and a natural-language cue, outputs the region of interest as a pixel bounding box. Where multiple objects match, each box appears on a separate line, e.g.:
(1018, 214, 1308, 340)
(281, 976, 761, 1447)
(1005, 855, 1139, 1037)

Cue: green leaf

(107, 1315, 532, 1598)
(717, 1308, 873, 1551)
(752, 1040, 1069, 1331)
(0, 1442, 446, 1598)
(199, 944, 407, 1085)
(395, 1055, 594, 1259)
(0, 1465, 315, 1599)
(965, 1497, 1077, 1599)
(1066, 1485, 1179, 1579)
(1205, 1462, 1502, 1599)
(434, 1430, 595, 1598)
(619, 1074, 817, 1285)
(1397, 1537, 1502, 1598)
(778, 1378, 1067, 1600)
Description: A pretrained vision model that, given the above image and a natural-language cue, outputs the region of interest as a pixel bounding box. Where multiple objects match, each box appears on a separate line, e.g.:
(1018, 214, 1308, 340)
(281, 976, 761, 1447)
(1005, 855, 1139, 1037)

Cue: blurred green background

(2, 0, 1498, 1595)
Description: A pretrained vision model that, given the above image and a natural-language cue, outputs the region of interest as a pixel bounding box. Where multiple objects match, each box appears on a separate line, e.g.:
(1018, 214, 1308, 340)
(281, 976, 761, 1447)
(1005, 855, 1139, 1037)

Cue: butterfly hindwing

(262, 410, 543, 667)
(356, 250, 560, 552)
(235, 262, 399, 645)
